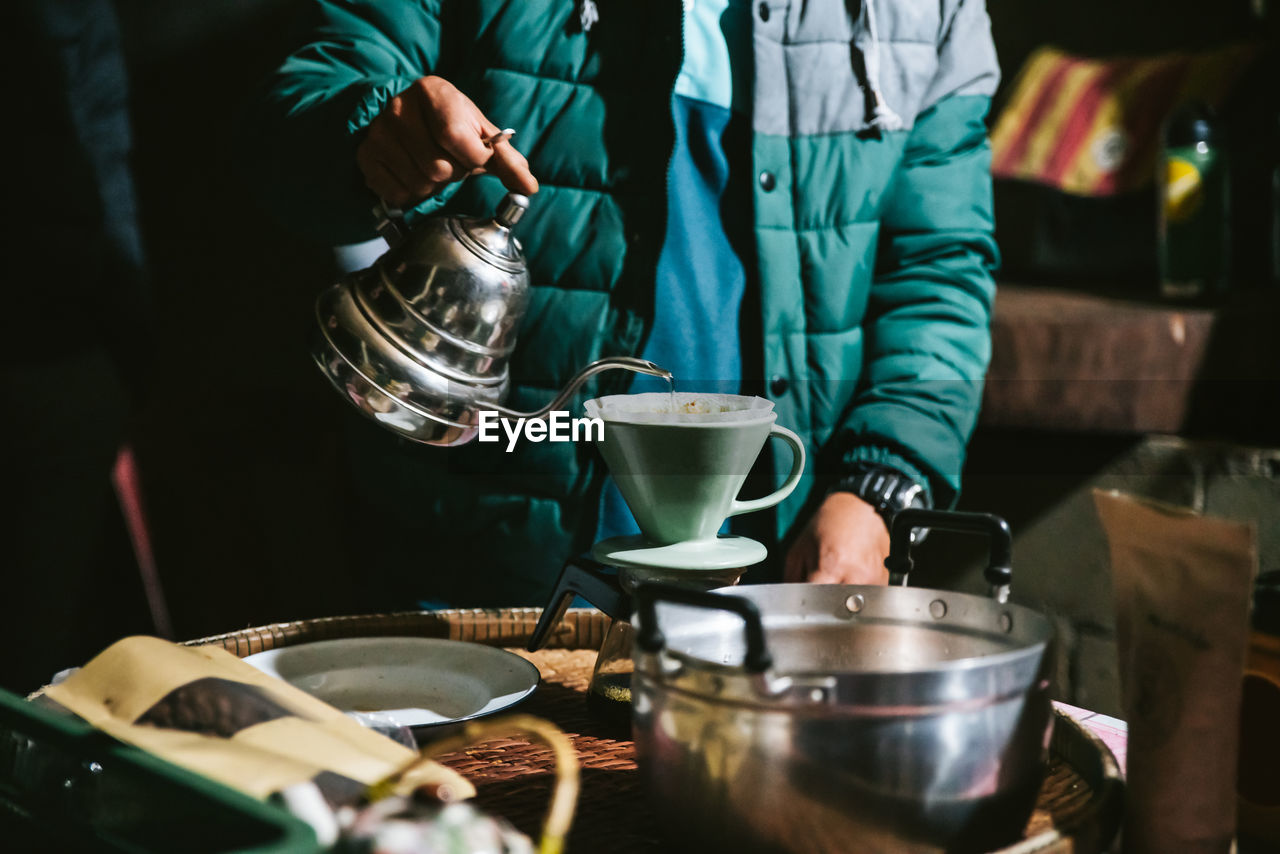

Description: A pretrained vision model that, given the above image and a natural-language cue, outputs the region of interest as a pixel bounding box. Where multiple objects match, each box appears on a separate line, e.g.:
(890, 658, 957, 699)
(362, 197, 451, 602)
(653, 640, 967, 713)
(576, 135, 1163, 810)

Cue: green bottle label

(1159, 144, 1228, 299)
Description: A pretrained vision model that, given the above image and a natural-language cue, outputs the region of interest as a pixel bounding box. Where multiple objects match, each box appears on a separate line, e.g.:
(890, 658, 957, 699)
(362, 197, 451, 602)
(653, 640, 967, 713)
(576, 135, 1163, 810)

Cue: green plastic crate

(0, 688, 320, 853)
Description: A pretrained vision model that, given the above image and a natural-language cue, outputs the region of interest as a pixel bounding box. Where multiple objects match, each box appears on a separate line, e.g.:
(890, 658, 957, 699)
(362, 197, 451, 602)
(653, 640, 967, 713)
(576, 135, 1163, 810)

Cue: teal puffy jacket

(241, 0, 1000, 605)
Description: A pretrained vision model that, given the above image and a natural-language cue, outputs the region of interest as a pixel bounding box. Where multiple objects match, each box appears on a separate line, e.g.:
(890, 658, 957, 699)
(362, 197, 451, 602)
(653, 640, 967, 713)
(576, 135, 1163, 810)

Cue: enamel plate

(244, 637, 540, 729)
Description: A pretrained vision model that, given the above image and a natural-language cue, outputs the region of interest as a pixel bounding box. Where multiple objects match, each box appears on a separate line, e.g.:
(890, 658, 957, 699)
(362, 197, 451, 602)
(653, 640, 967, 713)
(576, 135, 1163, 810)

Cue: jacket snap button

(758, 171, 776, 192)
(769, 375, 789, 396)
(758, 3, 770, 21)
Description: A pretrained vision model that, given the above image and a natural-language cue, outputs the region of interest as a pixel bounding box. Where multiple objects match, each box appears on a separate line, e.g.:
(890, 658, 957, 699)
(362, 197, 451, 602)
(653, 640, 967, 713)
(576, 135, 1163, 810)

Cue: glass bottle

(1159, 102, 1231, 302)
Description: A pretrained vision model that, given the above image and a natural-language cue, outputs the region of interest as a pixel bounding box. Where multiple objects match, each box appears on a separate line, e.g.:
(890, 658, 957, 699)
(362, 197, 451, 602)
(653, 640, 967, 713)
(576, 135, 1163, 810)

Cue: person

(240, 0, 999, 608)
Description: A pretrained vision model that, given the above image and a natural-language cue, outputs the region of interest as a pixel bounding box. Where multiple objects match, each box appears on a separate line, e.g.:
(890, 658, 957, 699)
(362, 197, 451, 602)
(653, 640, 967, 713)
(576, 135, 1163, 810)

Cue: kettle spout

(487, 357, 672, 421)
(610, 358, 672, 383)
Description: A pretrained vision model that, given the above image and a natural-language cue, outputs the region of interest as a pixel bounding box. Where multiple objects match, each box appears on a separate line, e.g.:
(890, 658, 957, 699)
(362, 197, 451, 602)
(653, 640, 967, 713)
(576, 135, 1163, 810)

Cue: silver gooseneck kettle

(312, 191, 669, 446)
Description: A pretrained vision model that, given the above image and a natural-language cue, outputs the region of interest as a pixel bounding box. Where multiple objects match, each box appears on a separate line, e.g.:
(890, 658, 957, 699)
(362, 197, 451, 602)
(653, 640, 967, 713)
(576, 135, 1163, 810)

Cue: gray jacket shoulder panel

(753, 0, 997, 136)
(920, 0, 1000, 110)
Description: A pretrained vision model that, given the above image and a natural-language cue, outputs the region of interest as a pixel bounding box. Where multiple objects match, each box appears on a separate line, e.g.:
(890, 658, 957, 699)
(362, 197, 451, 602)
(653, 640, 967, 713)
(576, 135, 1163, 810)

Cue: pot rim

(634, 583, 1055, 707)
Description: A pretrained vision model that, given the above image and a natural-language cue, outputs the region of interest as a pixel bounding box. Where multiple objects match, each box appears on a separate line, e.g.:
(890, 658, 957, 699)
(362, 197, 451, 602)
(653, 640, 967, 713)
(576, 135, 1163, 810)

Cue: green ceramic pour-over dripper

(584, 392, 806, 545)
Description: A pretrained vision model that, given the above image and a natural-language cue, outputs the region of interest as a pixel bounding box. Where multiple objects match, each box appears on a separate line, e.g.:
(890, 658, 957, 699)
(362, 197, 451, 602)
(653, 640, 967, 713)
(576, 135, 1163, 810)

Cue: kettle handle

(884, 509, 1014, 602)
(374, 188, 526, 250)
(372, 199, 409, 247)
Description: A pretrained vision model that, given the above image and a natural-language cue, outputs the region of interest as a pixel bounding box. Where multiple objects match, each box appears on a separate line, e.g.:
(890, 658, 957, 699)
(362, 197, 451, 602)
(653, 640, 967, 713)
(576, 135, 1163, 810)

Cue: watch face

(874, 473, 922, 515)
(899, 482, 926, 510)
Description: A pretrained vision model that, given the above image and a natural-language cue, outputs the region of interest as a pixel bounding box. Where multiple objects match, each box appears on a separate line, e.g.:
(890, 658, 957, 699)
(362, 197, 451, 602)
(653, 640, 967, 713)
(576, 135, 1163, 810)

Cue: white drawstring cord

(862, 0, 904, 131)
(578, 0, 599, 32)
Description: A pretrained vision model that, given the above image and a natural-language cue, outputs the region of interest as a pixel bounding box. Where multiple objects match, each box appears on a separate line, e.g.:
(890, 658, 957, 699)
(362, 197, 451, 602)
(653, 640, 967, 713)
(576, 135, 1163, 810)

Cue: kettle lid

(452, 193, 529, 271)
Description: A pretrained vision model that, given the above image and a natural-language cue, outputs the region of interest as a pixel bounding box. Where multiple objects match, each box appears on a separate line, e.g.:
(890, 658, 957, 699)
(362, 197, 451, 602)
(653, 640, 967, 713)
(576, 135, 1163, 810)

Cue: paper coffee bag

(1094, 490, 1256, 854)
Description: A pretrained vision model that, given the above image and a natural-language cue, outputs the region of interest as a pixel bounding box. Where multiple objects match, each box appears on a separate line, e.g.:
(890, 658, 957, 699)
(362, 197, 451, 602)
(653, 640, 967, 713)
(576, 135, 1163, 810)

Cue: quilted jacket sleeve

(838, 0, 1000, 508)
(237, 0, 454, 245)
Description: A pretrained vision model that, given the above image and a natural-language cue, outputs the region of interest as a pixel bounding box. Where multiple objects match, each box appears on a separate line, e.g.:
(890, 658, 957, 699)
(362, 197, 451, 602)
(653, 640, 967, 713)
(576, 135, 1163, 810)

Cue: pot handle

(884, 509, 1014, 602)
(528, 556, 630, 652)
(633, 582, 773, 674)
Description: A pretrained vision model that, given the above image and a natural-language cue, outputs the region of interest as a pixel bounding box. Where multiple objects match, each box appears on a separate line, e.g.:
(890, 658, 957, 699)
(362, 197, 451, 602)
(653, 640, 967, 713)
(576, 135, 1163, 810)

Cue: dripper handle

(728, 424, 806, 517)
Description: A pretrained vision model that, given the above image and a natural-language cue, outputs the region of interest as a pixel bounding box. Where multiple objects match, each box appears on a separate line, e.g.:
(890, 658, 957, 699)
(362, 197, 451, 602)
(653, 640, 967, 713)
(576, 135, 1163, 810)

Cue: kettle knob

(495, 193, 528, 228)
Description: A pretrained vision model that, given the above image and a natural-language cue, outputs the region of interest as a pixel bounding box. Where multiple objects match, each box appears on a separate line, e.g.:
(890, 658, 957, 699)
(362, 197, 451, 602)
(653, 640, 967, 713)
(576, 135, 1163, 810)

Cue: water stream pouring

(312, 190, 670, 445)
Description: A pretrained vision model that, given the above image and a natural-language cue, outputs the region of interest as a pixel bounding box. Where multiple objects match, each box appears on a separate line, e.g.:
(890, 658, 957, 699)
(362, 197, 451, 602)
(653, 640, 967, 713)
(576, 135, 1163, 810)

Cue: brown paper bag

(42, 636, 474, 806)
(1094, 490, 1256, 854)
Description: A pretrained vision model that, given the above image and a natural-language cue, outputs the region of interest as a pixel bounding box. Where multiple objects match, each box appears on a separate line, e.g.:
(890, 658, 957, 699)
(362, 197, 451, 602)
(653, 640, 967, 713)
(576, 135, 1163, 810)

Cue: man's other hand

(784, 491, 890, 585)
(356, 76, 538, 208)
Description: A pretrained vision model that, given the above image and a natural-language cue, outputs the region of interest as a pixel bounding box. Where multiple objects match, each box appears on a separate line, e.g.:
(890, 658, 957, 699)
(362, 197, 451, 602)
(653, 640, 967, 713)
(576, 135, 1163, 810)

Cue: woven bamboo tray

(192, 609, 1123, 853)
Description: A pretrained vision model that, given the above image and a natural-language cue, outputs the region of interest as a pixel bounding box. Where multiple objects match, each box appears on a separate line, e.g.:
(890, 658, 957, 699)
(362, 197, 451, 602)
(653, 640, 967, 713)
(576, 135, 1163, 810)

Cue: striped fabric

(991, 44, 1256, 197)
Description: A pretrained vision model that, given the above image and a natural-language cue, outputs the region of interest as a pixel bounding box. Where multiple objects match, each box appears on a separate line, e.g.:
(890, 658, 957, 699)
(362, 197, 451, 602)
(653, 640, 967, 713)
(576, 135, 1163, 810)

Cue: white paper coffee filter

(584, 392, 775, 424)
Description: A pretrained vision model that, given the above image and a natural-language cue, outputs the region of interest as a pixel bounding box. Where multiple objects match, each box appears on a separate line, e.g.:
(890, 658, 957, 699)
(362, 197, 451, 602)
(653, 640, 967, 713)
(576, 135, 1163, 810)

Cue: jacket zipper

(644, 0, 685, 357)
(607, 0, 684, 396)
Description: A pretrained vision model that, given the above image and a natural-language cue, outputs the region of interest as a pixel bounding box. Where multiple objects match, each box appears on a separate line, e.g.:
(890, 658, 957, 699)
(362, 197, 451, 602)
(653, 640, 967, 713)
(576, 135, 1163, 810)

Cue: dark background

(97, 0, 1274, 641)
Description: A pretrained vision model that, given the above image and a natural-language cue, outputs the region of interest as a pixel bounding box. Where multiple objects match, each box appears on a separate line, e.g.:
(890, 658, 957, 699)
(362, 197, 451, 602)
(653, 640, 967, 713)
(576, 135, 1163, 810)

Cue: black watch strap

(830, 463, 931, 540)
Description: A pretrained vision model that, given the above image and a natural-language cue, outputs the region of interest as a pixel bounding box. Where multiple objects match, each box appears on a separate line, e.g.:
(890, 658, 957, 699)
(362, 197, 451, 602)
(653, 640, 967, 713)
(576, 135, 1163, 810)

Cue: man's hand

(356, 76, 538, 208)
(784, 491, 890, 585)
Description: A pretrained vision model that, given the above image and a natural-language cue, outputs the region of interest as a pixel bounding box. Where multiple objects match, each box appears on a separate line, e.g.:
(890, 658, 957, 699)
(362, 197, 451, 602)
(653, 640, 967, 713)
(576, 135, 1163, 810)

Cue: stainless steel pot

(630, 510, 1055, 853)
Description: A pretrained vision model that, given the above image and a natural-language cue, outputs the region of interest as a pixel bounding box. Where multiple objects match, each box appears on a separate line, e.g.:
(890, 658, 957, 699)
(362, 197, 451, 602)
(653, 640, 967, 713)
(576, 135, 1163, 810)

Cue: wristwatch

(830, 462, 931, 542)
